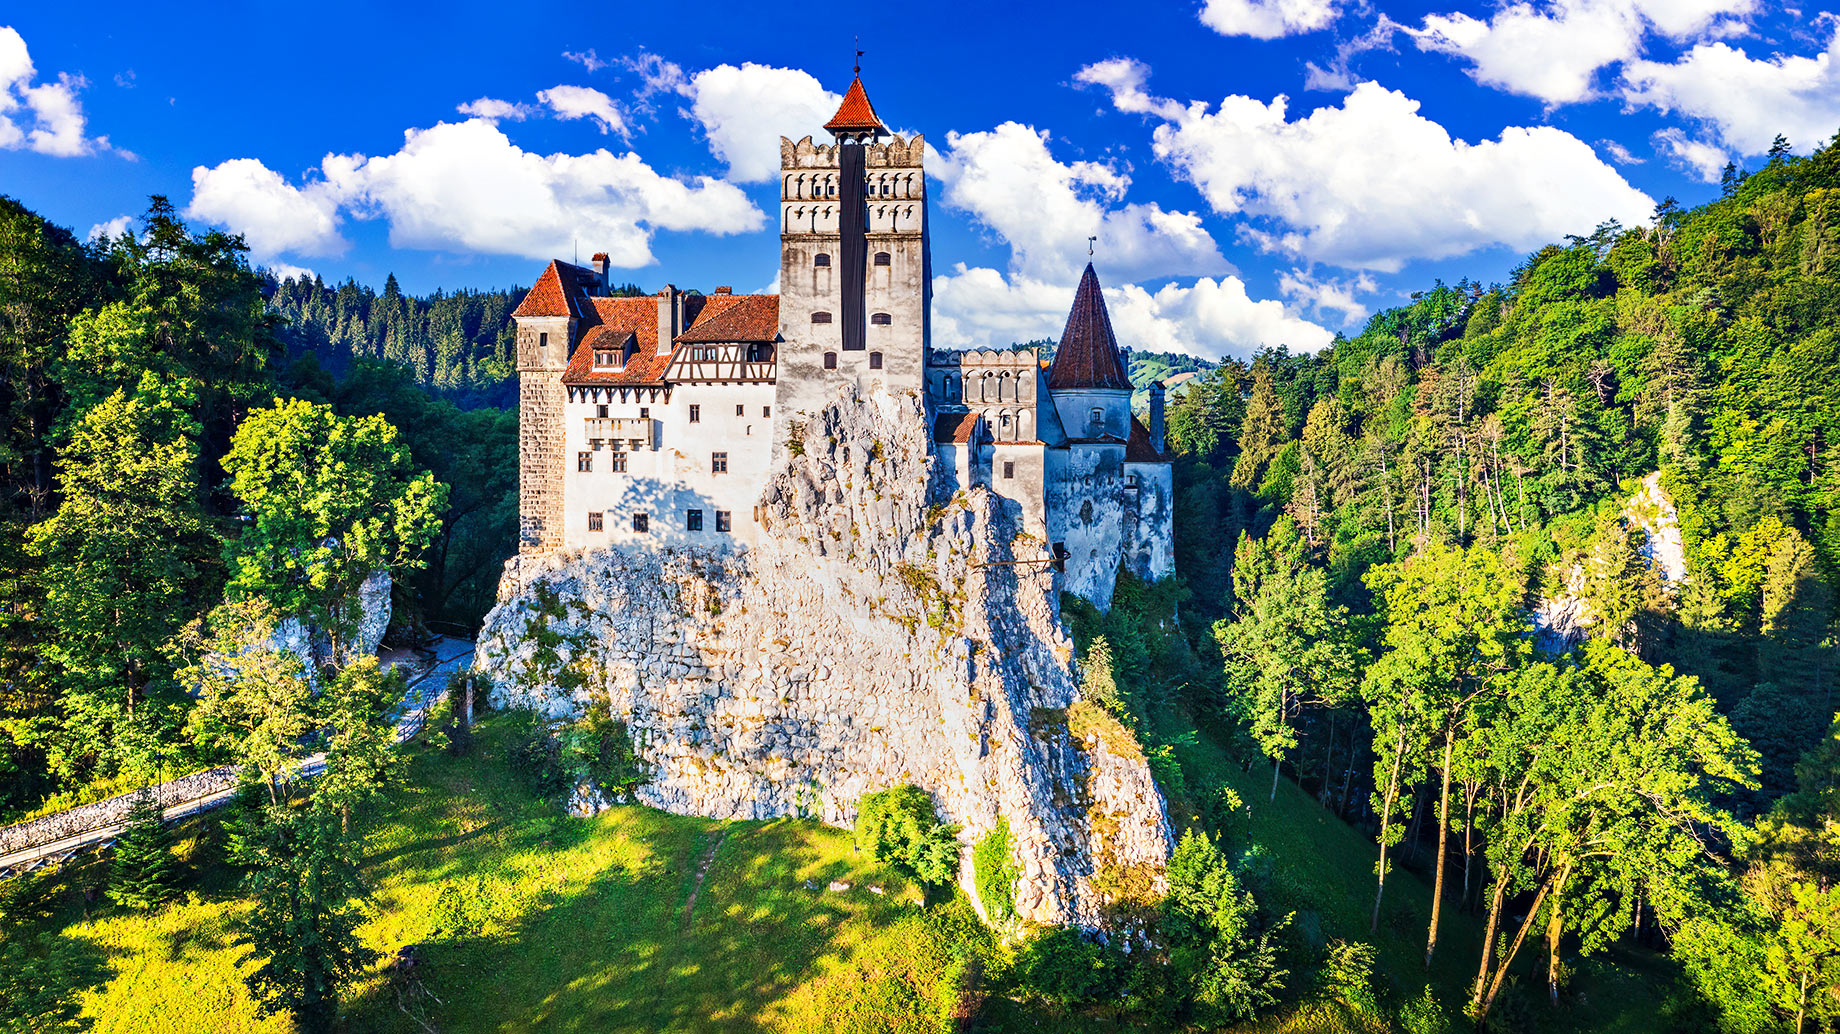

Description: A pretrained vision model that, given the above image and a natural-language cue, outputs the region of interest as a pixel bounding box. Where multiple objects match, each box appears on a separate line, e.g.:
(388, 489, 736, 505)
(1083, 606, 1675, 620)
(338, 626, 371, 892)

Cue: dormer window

(873, 251, 890, 266)
(594, 349, 617, 368)
(812, 311, 833, 324)
(814, 253, 831, 267)
(870, 312, 891, 325)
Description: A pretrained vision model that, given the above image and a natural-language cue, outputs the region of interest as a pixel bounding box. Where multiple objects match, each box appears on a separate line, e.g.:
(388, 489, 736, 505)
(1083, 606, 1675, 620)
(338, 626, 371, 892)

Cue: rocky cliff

(474, 388, 1172, 926)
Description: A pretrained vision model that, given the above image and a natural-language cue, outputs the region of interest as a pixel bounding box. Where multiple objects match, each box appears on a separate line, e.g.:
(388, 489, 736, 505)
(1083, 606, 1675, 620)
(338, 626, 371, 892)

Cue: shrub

(972, 818, 1019, 923)
(1016, 927, 1114, 1009)
(1317, 938, 1377, 1013)
(1399, 984, 1453, 1034)
(559, 708, 645, 802)
(855, 785, 961, 886)
(1165, 829, 1290, 1024)
(107, 789, 179, 910)
(507, 712, 568, 799)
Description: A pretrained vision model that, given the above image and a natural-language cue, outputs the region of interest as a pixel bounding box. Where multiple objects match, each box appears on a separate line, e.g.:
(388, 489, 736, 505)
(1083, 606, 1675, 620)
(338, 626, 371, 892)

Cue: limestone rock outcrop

(475, 388, 1172, 926)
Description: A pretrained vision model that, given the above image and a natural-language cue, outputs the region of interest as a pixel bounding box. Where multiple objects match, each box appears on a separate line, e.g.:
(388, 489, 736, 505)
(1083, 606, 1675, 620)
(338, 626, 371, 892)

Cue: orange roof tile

(933, 412, 983, 445)
(511, 261, 578, 319)
(825, 77, 885, 133)
(1047, 263, 1132, 392)
(675, 295, 780, 343)
(1126, 416, 1171, 463)
(563, 297, 667, 385)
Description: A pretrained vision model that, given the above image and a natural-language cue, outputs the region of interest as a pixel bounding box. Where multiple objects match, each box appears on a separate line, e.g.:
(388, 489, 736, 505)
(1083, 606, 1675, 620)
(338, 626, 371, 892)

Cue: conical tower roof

(824, 76, 886, 134)
(1047, 263, 1131, 391)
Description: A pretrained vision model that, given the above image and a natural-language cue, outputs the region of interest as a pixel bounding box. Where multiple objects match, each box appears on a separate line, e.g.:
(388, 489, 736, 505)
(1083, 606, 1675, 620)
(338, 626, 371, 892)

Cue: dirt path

(680, 830, 728, 930)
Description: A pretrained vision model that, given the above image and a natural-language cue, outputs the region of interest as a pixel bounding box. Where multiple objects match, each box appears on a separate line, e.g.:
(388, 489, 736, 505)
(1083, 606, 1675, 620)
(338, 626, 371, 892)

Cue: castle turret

(513, 260, 586, 553)
(775, 75, 929, 415)
(1047, 263, 1132, 441)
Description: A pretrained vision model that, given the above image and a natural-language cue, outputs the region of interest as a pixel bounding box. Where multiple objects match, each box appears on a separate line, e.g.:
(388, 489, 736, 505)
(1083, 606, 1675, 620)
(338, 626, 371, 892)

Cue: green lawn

(19, 715, 936, 1034)
(11, 711, 1670, 1033)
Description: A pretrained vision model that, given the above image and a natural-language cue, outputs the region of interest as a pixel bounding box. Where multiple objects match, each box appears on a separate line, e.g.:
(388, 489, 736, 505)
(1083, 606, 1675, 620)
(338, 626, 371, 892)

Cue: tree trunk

(1271, 754, 1282, 803)
(1426, 730, 1455, 967)
(1371, 725, 1407, 932)
(1546, 862, 1572, 1007)
(1473, 870, 1508, 1007)
(1479, 872, 1557, 1021)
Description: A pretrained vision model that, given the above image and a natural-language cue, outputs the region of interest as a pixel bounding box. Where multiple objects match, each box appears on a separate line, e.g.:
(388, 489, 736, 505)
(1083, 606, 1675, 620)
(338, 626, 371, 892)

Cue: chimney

(713, 286, 732, 295)
(1149, 379, 1167, 454)
(655, 284, 679, 342)
(591, 252, 610, 293)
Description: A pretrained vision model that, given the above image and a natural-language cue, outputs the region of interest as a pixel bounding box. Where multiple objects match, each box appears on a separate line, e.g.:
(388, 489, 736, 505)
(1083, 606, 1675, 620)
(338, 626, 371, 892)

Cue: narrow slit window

(689, 404, 701, 423)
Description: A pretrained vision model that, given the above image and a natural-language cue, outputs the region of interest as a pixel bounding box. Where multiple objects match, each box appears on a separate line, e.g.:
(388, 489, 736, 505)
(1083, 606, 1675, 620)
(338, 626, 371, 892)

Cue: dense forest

(2, 130, 1839, 1034)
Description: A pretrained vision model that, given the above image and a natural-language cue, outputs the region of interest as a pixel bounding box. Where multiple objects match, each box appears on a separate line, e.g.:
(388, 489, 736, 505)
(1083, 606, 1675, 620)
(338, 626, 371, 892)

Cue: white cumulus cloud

(537, 85, 629, 139)
(1622, 27, 1840, 155)
(1407, 0, 1757, 105)
(1652, 127, 1729, 181)
(932, 264, 1332, 360)
(932, 121, 1228, 285)
(0, 26, 120, 157)
(1200, 0, 1343, 38)
(186, 158, 347, 259)
(682, 63, 841, 183)
(456, 96, 535, 122)
(1278, 268, 1377, 327)
(188, 118, 763, 266)
(87, 214, 132, 242)
(1077, 59, 1654, 273)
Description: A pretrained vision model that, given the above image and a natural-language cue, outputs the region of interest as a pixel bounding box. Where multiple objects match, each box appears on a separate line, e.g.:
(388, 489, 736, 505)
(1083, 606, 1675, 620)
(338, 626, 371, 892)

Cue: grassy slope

(30, 716, 929, 1034)
(19, 711, 1671, 1033)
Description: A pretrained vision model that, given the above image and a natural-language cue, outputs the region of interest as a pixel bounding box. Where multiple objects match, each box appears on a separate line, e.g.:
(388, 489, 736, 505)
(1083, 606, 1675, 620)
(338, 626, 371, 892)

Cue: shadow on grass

(342, 813, 882, 1034)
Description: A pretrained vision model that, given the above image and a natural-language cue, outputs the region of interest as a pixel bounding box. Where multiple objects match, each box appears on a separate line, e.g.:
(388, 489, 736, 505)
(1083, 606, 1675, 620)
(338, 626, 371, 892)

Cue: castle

(511, 76, 1174, 605)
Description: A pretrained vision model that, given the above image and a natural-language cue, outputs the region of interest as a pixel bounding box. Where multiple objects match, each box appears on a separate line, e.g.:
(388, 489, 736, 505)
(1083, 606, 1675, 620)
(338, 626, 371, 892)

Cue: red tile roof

(1047, 263, 1132, 392)
(1126, 417, 1171, 463)
(564, 297, 666, 385)
(933, 412, 983, 445)
(825, 77, 885, 133)
(512, 260, 581, 319)
(676, 294, 780, 343)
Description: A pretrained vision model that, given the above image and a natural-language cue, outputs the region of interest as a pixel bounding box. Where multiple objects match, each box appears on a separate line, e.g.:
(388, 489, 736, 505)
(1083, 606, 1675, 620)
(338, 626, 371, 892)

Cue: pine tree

(106, 789, 179, 909)
(1231, 363, 1285, 491)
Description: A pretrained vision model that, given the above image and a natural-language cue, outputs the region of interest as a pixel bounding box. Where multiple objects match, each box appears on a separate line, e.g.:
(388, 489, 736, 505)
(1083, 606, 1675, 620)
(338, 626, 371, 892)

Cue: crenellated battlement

(778, 133, 926, 170)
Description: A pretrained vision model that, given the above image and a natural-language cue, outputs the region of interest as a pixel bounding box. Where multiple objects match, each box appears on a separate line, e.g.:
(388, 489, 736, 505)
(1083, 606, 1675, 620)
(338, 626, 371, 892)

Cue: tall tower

(511, 261, 581, 554)
(775, 75, 930, 416)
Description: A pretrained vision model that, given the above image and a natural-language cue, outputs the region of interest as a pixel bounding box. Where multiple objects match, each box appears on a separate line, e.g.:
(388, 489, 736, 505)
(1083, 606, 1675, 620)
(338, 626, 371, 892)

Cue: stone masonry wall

(475, 386, 1172, 926)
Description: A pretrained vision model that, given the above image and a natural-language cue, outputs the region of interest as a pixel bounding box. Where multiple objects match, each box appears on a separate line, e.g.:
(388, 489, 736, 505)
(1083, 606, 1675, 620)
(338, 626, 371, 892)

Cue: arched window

(997, 371, 1011, 402)
(812, 311, 833, 324)
(823, 352, 838, 370)
(814, 253, 831, 267)
(873, 251, 891, 266)
(870, 312, 891, 325)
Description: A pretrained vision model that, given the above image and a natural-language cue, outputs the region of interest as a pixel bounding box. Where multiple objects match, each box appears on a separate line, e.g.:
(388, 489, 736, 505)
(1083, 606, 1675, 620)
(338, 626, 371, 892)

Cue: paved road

(0, 637, 476, 879)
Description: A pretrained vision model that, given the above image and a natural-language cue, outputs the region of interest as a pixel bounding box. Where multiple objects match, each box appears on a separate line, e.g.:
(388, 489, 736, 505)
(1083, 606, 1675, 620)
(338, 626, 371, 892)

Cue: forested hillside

(0, 196, 515, 822)
(1137, 136, 1839, 1029)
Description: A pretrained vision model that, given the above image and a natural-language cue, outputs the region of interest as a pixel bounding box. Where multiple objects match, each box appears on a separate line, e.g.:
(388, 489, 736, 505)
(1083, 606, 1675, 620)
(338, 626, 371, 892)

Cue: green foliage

(1316, 938, 1377, 1013)
(1165, 828, 1291, 1024)
(234, 805, 376, 1034)
(1398, 985, 1454, 1034)
(972, 817, 1019, 923)
(559, 705, 646, 802)
(176, 598, 315, 804)
(1015, 927, 1116, 1009)
(855, 784, 962, 887)
(106, 789, 180, 910)
(222, 397, 446, 660)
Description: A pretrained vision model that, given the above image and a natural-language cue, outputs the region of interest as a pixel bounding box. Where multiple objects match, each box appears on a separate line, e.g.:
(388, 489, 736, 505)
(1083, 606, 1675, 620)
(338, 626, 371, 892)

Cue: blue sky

(2, 0, 1837, 357)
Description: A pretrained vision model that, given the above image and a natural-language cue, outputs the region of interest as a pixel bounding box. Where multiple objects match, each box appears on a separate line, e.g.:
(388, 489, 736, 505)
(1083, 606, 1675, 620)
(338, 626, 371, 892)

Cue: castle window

(736, 404, 745, 416)
(814, 253, 831, 267)
(824, 352, 838, 370)
(869, 352, 883, 370)
(870, 312, 891, 325)
(874, 251, 890, 266)
(812, 311, 833, 324)
(1004, 461, 1015, 480)
(578, 451, 592, 472)
(689, 404, 701, 423)
(711, 451, 728, 474)
(539, 332, 549, 353)
(1081, 500, 1094, 523)
(828, 184, 836, 196)
(686, 509, 703, 532)
(594, 349, 617, 367)
(716, 510, 732, 533)
(1126, 473, 1140, 490)
(632, 512, 649, 533)
(588, 511, 603, 532)
(597, 404, 609, 418)
(1089, 407, 1104, 430)
(763, 405, 772, 417)
(639, 407, 649, 418)
(611, 453, 627, 472)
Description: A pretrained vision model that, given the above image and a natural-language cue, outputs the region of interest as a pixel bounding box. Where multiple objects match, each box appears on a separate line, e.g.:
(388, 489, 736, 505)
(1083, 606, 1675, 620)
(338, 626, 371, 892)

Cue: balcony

(584, 417, 654, 449)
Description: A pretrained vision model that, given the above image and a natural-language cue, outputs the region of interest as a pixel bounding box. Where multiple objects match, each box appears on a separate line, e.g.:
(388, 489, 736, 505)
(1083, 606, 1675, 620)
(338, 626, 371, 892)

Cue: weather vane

(854, 37, 863, 76)
(1087, 235, 1097, 257)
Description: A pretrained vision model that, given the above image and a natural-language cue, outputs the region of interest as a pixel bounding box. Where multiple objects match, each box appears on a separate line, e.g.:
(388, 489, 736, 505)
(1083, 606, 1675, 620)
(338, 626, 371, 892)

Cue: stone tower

(512, 260, 586, 553)
(774, 76, 930, 415)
